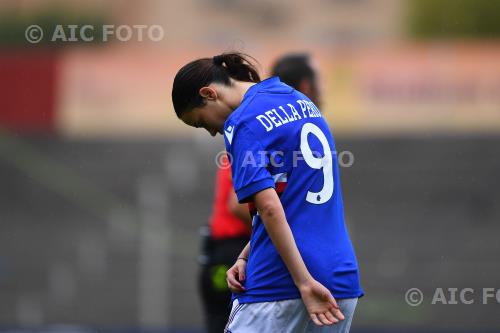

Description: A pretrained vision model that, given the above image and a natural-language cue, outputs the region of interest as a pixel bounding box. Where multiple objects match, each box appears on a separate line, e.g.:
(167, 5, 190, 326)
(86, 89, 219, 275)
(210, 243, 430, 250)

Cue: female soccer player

(172, 53, 363, 333)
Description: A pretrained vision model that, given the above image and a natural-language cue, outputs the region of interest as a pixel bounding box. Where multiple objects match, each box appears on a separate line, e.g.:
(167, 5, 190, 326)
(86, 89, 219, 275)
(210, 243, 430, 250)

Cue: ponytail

(172, 52, 261, 117)
(212, 53, 260, 83)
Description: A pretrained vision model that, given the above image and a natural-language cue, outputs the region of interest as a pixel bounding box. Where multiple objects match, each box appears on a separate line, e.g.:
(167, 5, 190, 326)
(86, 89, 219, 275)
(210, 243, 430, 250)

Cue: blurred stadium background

(0, 0, 499, 332)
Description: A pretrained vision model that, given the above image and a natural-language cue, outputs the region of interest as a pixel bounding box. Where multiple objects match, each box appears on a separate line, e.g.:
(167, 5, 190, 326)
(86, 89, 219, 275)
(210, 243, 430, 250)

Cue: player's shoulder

(223, 94, 263, 146)
(223, 114, 253, 148)
(223, 78, 304, 146)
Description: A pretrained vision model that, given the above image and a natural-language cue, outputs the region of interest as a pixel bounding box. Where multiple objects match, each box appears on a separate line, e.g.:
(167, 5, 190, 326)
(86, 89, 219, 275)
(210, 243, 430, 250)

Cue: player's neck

(228, 80, 256, 111)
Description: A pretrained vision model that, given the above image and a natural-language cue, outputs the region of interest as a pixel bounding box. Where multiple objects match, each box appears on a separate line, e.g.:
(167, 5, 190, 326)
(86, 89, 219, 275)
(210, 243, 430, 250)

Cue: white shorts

(224, 297, 358, 333)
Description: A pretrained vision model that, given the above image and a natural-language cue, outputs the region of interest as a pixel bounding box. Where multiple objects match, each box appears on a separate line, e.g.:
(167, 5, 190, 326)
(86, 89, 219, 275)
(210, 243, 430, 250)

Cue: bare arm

(254, 188, 345, 326)
(238, 241, 250, 259)
(254, 188, 312, 286)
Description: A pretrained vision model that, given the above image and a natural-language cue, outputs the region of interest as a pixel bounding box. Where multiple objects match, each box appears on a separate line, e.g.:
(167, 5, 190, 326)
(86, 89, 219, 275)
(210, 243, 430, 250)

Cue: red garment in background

(209, 163, 251, 240)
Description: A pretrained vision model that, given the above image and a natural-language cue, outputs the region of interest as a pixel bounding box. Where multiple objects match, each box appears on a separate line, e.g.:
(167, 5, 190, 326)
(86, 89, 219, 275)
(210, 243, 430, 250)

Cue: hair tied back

(213, 54, 225, 67)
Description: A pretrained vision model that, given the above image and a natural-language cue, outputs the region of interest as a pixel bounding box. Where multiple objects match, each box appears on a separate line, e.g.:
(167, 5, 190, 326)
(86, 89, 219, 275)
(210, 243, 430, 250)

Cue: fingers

(324, 310, 339, 324)
(226, 275, 245, 292)
(330, 306, 345, 321)
(318, 313, 334, 326)
(226, 269, 245, 293)
(310, 314, 323, 326)
(330, 297, 340, 310)
(227, 279, 244, 292)
(311, 309, 342, 327)
(228, 285, 244, 293)
(329, 297, 345, 320)
(238, 266, 245, 282)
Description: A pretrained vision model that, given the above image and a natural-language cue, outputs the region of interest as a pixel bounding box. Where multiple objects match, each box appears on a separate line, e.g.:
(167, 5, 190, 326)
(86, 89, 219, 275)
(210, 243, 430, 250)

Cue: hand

(299, 279, 345, 326)
(226, 258, 247, 293)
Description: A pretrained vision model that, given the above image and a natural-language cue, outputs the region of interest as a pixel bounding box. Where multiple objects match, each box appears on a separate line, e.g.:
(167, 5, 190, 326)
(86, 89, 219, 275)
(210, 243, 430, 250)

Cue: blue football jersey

(224, 77, 363, 303)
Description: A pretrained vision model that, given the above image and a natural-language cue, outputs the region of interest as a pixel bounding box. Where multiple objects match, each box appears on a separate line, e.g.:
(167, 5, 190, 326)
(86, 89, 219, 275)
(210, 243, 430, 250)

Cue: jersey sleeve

(227, 124, 275, 203)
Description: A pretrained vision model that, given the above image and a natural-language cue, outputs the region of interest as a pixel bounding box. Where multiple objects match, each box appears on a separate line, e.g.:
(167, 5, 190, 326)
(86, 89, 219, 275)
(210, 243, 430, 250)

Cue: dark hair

(172, 52, 261, 117)
(271, 53, 315, 90)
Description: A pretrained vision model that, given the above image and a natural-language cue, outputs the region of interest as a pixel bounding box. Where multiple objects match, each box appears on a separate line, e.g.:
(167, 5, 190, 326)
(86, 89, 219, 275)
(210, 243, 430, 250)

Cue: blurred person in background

(271, 53, 322, 108)
(198, 52, 336, 333)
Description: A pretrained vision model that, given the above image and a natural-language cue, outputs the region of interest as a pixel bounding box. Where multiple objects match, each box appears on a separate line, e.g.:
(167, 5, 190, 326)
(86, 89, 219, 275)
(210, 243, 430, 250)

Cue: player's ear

(199, 86, 217, 101)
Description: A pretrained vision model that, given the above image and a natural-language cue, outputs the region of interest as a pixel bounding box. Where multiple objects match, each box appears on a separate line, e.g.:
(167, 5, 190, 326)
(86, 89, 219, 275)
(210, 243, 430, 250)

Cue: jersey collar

(241, 76, 281, 103)
(223, 76, 283, 138)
